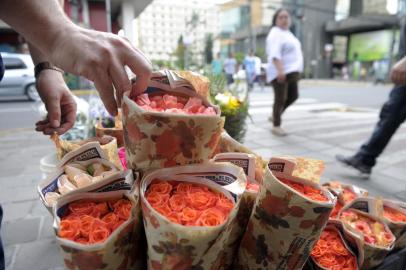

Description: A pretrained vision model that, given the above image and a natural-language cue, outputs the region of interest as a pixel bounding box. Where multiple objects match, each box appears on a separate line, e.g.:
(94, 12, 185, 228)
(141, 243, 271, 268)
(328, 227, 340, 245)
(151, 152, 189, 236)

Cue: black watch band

(34, 62, 64, 79)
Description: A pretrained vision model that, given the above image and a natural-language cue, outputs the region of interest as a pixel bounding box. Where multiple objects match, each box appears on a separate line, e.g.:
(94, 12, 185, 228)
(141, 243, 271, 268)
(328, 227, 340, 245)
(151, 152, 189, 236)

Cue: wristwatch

(34, 62, 64, 79)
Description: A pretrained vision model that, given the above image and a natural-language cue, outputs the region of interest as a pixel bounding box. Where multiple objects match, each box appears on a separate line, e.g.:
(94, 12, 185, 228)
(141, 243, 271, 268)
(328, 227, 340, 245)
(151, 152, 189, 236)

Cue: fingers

(93, 68, 118, 116)
(124, 49, 152, 96)
(45, 96, 62, 128)
(109, 59, 131, 107)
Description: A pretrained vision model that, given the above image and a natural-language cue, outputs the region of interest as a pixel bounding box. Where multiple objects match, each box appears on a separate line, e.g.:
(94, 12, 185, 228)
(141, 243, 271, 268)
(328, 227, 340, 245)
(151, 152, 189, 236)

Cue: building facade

(327, 0, 406, 81)
(135, 0, 220, 67)
(0, 0, 152, 53)
(218, 0, 336, 78)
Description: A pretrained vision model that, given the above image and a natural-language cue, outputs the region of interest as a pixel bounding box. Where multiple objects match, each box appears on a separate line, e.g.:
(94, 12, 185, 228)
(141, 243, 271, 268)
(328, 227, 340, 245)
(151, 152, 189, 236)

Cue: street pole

(105, 0, 112, 33)
(247, 0, 254, 52)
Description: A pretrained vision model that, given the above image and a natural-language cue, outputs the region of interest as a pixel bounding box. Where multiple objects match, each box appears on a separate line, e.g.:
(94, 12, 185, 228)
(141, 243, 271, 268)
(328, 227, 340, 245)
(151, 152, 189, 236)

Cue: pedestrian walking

(336, 19, 406, 178)
(0, 1, 152, 268)
(211, 52, 223, 76)
(223, 52, 237, 85)
(254, 53, 264, 91)
(244, 50, 256, 91)
(266, 8, 303, 136)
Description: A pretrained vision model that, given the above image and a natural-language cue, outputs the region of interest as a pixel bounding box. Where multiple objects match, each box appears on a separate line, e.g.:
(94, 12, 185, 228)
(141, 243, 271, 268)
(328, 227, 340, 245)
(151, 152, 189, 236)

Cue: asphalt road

(0, 82, 393, 132)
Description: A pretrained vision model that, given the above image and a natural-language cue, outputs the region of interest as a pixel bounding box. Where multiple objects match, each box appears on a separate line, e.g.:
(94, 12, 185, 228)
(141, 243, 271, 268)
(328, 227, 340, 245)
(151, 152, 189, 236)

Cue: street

(0, 80, 405, 270)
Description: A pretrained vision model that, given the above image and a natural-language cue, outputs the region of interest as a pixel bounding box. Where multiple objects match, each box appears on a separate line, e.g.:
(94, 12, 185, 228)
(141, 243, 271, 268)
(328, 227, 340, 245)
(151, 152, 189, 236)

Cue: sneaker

(272, 126, 287, 136)
(335, 154, 372, 178)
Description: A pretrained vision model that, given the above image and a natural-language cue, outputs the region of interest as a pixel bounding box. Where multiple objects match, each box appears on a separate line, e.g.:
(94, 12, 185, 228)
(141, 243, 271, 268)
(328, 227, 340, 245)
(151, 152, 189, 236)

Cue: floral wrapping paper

(122, 71, 224, 173)
(237, 157, 335, 270)
(273, 156, 325, 183)
(213, 131, 265, 183)
(51, 133, 123, 170)
(139, 163, 247, 270)
(338, 198, 396, 270)
(212, 153, 260, 269)
(38, 142, 133, 213)
(381, 200, 406, 250)
(53, 188, 145, 270)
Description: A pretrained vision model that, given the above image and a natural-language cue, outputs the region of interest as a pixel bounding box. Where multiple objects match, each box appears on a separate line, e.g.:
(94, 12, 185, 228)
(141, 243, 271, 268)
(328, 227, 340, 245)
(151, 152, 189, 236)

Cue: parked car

(0, 52, 39, 101)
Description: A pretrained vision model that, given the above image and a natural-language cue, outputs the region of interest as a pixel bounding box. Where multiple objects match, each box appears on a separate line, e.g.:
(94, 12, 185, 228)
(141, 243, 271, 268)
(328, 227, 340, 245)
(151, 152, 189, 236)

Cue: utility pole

(105, 0, 112, 32)
(247, 0, 255, 52)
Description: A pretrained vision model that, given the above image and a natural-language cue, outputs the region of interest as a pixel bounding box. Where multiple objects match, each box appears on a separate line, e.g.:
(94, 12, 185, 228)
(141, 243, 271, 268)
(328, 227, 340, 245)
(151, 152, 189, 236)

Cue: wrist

(35, 62, 64, 79)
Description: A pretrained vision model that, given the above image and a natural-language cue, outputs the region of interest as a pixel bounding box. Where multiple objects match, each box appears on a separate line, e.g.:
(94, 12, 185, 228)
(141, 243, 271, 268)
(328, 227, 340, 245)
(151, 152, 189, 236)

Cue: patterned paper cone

(237, 158, 335, 270)
(53, 189, 145, 270)
(95, 124, 124, 148)
(51, 134, 123, 170)
(214, 131, 265, 183)
(122, 72, 224, 173)
(38, 142, 133, 213)
(139, 163, 247, 270)
(381, 200, 406, 250)
(338, 199, 396, 270)
(212, 153, 260, 269)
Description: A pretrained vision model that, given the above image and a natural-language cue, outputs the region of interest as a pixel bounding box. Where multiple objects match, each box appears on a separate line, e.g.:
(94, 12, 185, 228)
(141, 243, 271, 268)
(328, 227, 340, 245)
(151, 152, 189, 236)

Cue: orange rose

(197, 208, 225, 226)
(187, 191, 217, 210)
(148, 181, 173, 194)
(169, 194, 186, 212)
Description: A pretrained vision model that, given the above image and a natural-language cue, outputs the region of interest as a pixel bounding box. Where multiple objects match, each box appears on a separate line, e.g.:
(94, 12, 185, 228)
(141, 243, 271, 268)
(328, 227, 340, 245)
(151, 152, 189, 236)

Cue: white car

(0, 52, 39, 101)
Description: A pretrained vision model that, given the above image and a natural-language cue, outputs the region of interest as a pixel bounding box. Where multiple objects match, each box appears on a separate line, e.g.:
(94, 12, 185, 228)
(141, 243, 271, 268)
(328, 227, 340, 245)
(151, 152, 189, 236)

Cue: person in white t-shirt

(266, 8, 303, 136)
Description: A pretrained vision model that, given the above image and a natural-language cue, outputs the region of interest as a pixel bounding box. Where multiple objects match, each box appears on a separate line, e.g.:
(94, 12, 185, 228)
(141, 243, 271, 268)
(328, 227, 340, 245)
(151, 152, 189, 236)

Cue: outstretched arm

(0, 0, 152, 117)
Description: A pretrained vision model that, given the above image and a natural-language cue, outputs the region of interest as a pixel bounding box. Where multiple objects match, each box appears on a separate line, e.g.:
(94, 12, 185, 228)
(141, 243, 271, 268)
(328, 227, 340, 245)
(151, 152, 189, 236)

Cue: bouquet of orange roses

(53, 187, 144, 270)
(309, 221, 361, 270)
(140, 162, 246, 270)
(237, 157, 336, 270)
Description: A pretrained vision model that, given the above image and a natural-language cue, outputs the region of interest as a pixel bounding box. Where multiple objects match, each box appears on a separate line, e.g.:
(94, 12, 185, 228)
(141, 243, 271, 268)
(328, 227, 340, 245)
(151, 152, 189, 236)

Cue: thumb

(46, 97, 62, 128)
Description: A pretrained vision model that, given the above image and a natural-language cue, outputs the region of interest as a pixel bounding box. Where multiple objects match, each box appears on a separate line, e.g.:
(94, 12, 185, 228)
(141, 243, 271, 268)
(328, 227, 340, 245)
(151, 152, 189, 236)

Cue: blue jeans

(355, 85, 406, 167)
(0, 204, 4, 270)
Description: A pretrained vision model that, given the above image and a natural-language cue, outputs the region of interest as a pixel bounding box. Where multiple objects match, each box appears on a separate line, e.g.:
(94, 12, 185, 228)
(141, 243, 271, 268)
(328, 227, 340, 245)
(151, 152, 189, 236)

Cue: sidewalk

(1, 87, 405, 269)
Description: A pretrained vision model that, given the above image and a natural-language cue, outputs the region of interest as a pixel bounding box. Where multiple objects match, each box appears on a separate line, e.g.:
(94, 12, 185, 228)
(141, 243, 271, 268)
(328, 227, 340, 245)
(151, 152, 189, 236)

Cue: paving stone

(13, 238, 64, 270)
(2, 201, 34, 222)
(4, 244, 17, 270)
(39, 215, 55, 240)
(3, 217, 41, 246)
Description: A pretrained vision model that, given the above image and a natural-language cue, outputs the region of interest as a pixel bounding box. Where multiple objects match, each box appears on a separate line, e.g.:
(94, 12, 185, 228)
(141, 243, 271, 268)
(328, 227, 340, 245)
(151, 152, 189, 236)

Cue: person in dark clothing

(336, 18, 406, 177)
(0, 54, 4, 270)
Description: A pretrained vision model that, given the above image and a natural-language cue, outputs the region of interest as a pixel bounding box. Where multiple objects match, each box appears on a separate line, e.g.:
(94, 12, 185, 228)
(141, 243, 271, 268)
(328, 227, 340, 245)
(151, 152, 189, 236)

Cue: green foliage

(174, 35, 185, 69)
(205, 71, 249, 143)
(234, 52, 245, 65)
(204, 34, 214, 65)
(256, 47, 266, 62)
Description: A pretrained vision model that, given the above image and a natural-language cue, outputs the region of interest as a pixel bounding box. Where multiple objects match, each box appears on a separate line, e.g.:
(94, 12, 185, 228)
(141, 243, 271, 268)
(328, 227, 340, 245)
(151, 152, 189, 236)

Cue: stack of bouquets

(237, 157, 336, 270)
(122, 70, 224, 173)
(139, 163, 247, 269)
(37, 142, 144, 269)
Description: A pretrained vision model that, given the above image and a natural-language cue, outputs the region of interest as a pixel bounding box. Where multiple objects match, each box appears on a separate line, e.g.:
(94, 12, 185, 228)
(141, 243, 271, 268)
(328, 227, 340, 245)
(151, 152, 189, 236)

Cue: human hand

(276, 73, 286, 83)
(390, 57, 406, 86)
(35, 69, 77, 135)
(49, 25, 152, 116)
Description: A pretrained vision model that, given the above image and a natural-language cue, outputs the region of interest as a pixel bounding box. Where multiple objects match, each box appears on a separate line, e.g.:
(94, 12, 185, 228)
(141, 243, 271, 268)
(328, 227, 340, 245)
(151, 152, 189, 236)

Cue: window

(3, 57, 26, 70)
